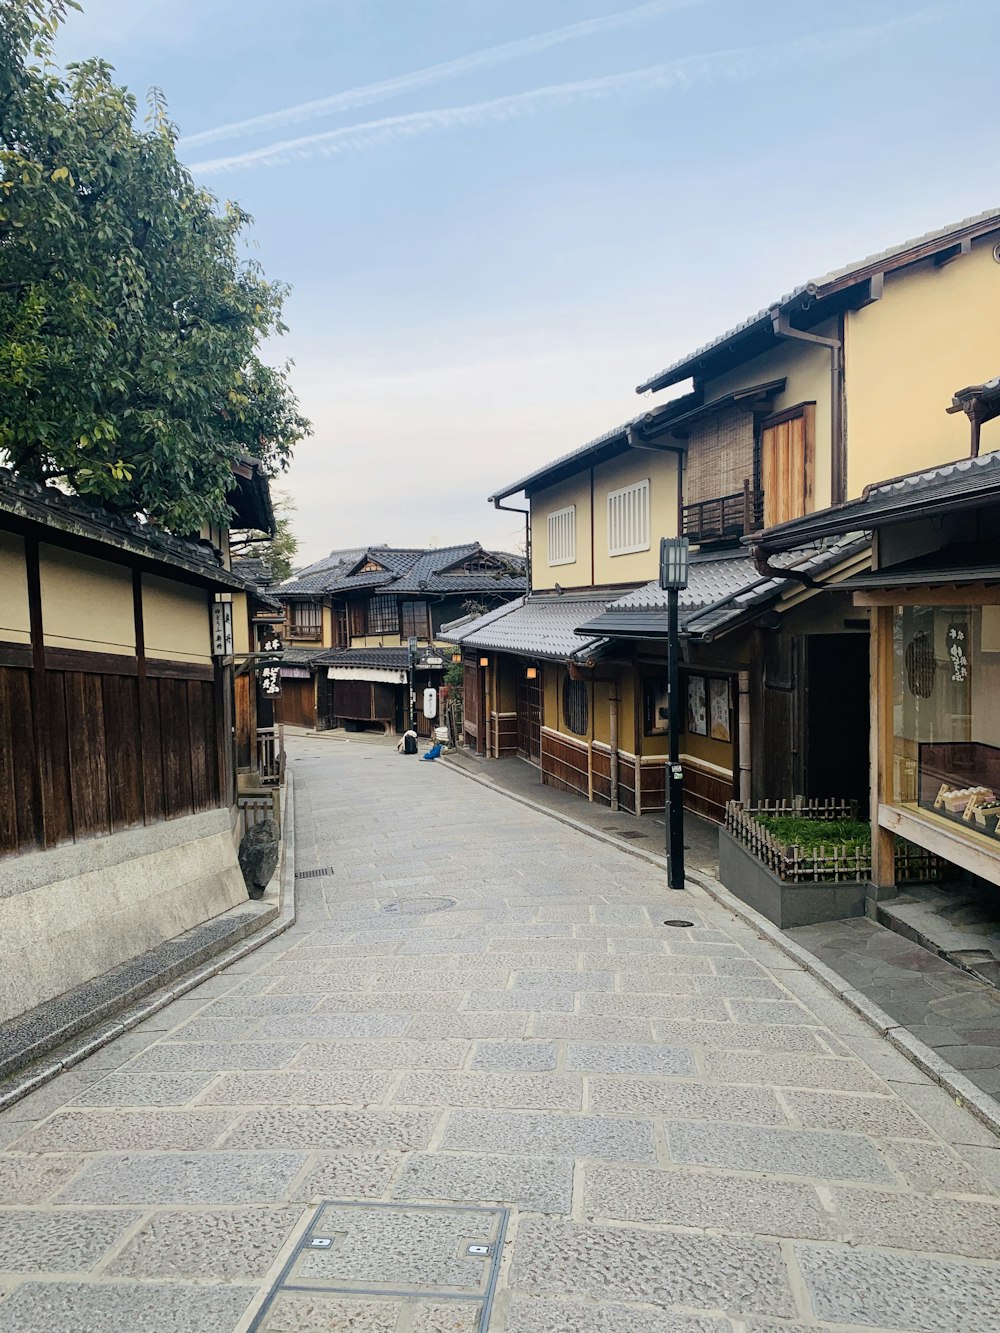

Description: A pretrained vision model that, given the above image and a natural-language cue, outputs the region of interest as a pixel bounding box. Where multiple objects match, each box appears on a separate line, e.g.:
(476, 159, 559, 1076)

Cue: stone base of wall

(718, 828, 868, 929)
(0, 808, 247, 1024)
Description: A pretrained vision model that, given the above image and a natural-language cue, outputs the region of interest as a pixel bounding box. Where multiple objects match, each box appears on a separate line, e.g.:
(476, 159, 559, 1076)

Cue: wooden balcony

(682, 483, 764, 544)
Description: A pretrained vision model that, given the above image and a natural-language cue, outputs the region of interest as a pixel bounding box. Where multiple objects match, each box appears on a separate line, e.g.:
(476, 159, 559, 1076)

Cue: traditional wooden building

(0, 466, 272, 1024)
(444, 207, 1000, 820)
(273, 544, 525, 733)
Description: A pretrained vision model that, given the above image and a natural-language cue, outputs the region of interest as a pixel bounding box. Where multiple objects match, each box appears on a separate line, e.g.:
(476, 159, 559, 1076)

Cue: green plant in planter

(757, 816, 871, 854)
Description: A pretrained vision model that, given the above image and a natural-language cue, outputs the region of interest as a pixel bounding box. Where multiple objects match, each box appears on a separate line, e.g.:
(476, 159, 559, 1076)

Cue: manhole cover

(249, 1200, 508, 1332)
(295, 867, 333, 880)
(382, 897, 457, 915)
(663, 919, 695, 928)
(615, 831, 649, 840)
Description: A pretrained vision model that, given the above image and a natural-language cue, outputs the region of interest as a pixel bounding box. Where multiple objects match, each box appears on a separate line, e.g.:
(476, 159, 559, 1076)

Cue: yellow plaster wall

(682, 729, 733, 772)
(142, 574, 211, 664)
(592, 452, 680, 586)
(40, 544, 135, 656)
(531, 473, 593, 591)
(495, 656, 518, 712)
(845, 239, 1000, 495)
(354, 634, 404, 649)
(705, 328, 834, 510)
(322, 604, 333, 648)
(0, 532, 30, 644)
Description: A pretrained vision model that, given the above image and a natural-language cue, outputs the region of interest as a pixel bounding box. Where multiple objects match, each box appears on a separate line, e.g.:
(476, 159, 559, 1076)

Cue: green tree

(236, 487, 299, 583)
(0, 0, 310, 531)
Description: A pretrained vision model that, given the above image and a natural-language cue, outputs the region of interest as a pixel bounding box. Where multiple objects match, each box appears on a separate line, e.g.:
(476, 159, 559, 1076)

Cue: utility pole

(407, 635, 418, 733)
(659, 537, 689, 891)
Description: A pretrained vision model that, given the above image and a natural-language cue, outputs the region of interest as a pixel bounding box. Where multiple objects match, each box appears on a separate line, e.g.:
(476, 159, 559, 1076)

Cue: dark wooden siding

(278, 677, 316, 729)
(541, 728, 589, 800)
(0, 656, 222, 858)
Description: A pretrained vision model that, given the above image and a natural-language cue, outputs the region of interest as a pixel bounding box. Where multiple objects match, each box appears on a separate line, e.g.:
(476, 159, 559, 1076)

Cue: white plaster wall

(0, 809, 247, 1022)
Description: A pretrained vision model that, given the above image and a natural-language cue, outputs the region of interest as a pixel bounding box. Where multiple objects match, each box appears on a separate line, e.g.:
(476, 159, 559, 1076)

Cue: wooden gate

(517, 675, 542, 765)
(277, 676, 315, 729)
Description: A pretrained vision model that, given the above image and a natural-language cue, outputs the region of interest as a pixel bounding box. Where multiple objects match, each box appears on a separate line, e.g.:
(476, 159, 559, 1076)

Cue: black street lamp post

(407, 635, 418, 733)
(659, 537, 689, 890)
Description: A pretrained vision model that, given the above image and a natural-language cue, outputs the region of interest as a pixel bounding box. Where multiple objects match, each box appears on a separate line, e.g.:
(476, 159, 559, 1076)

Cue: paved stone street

(3, 731, 1000, 1331)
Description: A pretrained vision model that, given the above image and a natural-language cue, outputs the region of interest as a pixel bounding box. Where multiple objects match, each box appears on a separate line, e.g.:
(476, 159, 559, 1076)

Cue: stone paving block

(887, 1080, 1000, 1146)
(584, 1164, 834, 1238)
(666, 1120, 894, 1183)
(206, 994, 327, 1017)
(397, 1070, 583, 1111)
(727, 999, 818, 1025)
(784, 1089, 938, 1139)
(703, 1050, 887, 1092)
(512, 969, 615, 991)
(57, 1151, 312, 1204)
(0, 1207, 141, 1272)
(881, 1138, 996, 1194)
(316, 991, 467, 1013)
(10, 1107, 237, 1153)
(565, 1043, 696, 1077)
(795, 1242, 1000, 1331)
(0, 1154, 86, 1203)
(170, 1017, 259, 1041)
(68, 1071, 217, 1106)
(0, 1281, 253, 1333)
(511, 1216, 794, 1317)
(470, 1041, 558, 1071)
(254, 1014, 412, 1039)
(406, 1014, 530, 1039)
(954, 1144, 1000, 1188)
(123, 1041, 303, 1071)
(501, 1296, 729, 1333)
(463, 990, 576, 1012)
(222, 1106, 439, 1151)
(620, 958, 714, 980)
(443, 1108, 657, 1161)
(580, 993, 729, 1020)
(108, 1205, 301, 1278)
(393, 1150, 573, 1213)
(693, 975, 788, 999)
(201, 1070, 391, 1105)
(652, 1019, 828, 1053)
(291, 1152, 400, 1201)
(530, 1015, 654, 1042)
(831, 1186, 1000, 1258)
(588, 1078, 788, 1124)
(293, 1039, 469, 1070)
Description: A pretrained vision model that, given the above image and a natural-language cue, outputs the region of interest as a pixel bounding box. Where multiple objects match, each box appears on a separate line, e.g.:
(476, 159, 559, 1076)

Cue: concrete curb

(0, 775, 298, 1115)
(440, 753, 1000, 1140)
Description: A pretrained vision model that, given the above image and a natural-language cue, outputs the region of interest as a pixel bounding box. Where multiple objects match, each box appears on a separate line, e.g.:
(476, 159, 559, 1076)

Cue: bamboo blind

(683, 408, 754, 505)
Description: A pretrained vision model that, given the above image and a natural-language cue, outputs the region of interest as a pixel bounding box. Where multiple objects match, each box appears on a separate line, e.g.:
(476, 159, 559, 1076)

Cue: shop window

(893, 605, 1000, 837)
(607, 478, 650, 556)
(400, 600, 431, 639)
(365, 595, 399, 635)
(547, 505, 576, 566)
(563, 676, 589, 735)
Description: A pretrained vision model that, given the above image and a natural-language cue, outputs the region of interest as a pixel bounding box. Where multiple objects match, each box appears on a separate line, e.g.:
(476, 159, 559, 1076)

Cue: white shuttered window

(607, 478, 650, 556)
(547, 505, 577, 566)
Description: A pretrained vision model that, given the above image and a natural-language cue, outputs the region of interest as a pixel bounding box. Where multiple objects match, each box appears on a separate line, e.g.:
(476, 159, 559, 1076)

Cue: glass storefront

(893, 604, 1000, 841)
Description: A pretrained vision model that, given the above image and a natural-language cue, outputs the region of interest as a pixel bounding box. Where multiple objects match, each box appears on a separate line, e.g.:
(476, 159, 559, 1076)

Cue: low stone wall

(0, 807, 247, 1023)
(718, 827, 868, 929)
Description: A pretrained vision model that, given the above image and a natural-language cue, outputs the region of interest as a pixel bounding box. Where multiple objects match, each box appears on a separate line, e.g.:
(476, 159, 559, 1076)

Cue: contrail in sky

(178, 0, 704, 149)
(189, 9, 946, 176)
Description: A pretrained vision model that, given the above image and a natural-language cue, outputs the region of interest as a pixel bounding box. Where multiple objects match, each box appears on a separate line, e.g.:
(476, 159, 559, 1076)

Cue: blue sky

(56, 1, 1000, 563)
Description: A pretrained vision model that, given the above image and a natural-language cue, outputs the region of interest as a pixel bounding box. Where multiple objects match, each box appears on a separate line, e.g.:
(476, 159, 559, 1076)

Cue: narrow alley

(2, 731, 1000, 1332)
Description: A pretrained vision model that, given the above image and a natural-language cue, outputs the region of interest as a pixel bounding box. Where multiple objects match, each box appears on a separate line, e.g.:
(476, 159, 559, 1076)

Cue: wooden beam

(853, 585, 1000, 607)
(879, 801, 1000, 887)
(24, 537, 52, 848)
(870, 606, 895, 891)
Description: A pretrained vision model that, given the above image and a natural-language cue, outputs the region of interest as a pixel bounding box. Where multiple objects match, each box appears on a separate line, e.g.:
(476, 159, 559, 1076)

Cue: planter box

(718, 828, 868, 929)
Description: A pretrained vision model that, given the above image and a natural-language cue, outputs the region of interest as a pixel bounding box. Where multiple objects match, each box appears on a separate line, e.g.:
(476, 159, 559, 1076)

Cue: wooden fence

(725, 797, 945, 884)
(237, 788, 281, 838)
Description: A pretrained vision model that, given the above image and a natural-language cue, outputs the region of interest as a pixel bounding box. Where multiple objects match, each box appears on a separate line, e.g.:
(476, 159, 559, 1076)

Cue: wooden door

(761, 405, 814, 529)
(278, 678, 315, 729)
(517, 675, 542, 765)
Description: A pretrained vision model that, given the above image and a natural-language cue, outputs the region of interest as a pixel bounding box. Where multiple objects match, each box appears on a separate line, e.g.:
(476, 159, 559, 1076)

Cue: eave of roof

(439, 593, 611, 661)
(636, 208, 1000, 395)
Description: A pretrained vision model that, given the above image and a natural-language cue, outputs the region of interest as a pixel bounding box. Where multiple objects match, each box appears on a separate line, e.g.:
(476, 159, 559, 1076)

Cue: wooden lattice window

(547, 506, 576, 566)
(562, 676, 589, 736)
(905, 632, 935, 699)
(607, 478, 650, 556)
(366, 595, 399, 635)
(401, 600, 430, 639)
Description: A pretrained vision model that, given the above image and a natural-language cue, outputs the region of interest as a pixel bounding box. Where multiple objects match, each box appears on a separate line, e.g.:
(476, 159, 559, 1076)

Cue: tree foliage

(0, 0, 310, 530)
(240, 487, 299, 583)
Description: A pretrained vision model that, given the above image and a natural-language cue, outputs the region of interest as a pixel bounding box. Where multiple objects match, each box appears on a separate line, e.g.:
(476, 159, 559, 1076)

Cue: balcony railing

(682, 483, 764, 544)
(287, 625, 321, 640)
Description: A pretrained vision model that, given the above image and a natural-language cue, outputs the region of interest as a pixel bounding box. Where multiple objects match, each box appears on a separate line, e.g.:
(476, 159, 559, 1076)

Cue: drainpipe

(750, 542, 819, 588)
(738, 670, 751, 804)
(770, 309, 846, 505)
(493, 498, 531, 594)
(609, 690, 620, 812)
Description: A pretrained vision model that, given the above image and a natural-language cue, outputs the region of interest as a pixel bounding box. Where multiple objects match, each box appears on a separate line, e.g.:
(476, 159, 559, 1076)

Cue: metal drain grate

(382, 896, 457, 915)
(249, 1200, 508, 1332)
(615, 830, 650, 840)
(295, 867, 334, 880)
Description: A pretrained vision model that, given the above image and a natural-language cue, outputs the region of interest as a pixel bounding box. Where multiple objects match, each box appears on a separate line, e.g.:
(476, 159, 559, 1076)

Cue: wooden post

(609, 688, 620, 812)
(738, 670, 751, 803)
(870, 603, 896, 892)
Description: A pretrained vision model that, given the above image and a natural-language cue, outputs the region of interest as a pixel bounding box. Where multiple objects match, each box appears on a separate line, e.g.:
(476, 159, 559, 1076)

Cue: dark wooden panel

(141, 676, 166, 823)
(145, 658, 214, 681)
(0, 642, 33, 669)
(495, 714, 518, 758)
(640, 760, 666, 814)
(64, 672, 111, 839)
(44, 670, 74, 846)
(541, 729, 589, 800)
(618, 754, 637, 815)
(278, 677, 315, 729)
(591, 745, 611, 806)
(234, 671, 253, 767)
(0, 667, 40, 854)
(102, 674, 143, 830)
(159, 677, 194, 819)
(372, 683, 396, 722)
(43, 646, 138, 676)
(187, 680, 213, 811)
(683, 760, 732, 824)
